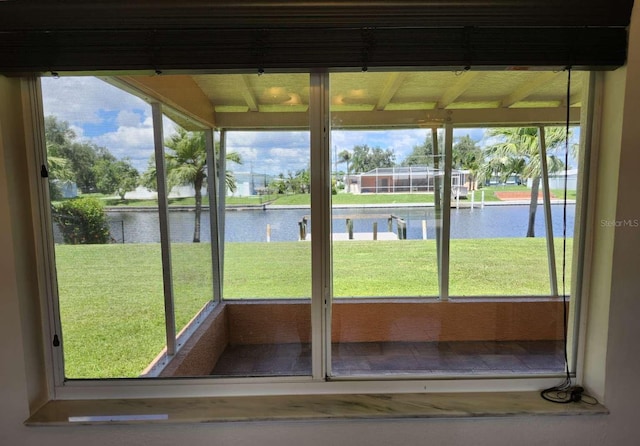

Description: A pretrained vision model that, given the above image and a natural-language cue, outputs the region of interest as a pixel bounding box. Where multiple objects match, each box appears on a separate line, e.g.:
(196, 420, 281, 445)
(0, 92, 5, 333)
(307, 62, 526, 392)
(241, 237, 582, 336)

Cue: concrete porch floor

(211, 340, 565, 377)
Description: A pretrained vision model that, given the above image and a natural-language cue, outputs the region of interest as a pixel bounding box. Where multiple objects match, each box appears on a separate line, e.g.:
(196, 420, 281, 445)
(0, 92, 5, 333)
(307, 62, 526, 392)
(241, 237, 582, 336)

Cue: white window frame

(28, 69, 598, 401)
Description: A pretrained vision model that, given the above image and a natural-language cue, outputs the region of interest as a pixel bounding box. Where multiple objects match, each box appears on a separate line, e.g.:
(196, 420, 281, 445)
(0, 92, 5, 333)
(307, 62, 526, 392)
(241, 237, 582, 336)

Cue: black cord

(540, 67, 599, 405)
(561, 67, 571, 385)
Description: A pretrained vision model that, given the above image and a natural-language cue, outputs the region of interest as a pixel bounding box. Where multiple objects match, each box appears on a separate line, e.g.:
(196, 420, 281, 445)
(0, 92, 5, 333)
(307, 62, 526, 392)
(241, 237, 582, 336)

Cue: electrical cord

(540, 67, 598, 406)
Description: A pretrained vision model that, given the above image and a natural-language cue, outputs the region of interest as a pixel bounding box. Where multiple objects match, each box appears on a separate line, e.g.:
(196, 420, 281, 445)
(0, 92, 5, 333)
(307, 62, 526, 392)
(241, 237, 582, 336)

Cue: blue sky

(42, 76, 163, 172)
(41, 76, 572, 177)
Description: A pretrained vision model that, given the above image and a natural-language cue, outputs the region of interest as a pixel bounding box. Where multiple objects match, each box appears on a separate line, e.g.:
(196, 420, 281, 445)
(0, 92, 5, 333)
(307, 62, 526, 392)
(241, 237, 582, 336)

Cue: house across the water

(351, 166, 470, 197)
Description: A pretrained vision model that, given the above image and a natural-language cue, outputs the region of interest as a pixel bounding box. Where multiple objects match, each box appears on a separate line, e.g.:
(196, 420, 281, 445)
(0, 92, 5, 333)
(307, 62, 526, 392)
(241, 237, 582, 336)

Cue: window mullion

(310, 71, 331, 380)
(151, 102, 177, 356)
(440, 124, 454, 301)
(205, 129, 222, 304)
(217, 129, 227, 294)
(538, 126, 559, 297)
(432, 128, 443, 294)
(28, 77, 65, 389)
(571, 72, 599, 381)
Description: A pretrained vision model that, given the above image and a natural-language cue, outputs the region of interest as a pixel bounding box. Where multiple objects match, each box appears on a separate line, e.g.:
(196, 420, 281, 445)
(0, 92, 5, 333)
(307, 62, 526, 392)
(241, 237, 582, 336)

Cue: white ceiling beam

(240, 75, 259, 112)
(375, 72, 408, 111)
(215, 107, 580, 129)
(501, 72, 562, 108)
(436, 71, 481, 109)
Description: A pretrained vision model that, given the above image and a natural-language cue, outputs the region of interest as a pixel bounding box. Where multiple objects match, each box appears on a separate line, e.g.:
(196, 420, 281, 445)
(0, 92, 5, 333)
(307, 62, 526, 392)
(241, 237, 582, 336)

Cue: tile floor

(211, 340, 565, 377)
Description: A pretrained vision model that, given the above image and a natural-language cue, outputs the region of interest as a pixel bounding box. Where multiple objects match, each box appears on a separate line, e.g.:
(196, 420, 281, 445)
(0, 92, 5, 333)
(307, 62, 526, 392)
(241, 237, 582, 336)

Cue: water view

(98, 204, 576, 244)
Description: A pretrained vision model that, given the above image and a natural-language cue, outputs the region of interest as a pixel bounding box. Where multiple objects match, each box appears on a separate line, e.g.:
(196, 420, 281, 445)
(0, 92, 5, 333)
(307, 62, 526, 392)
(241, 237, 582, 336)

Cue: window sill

(25, 391, 607, 426)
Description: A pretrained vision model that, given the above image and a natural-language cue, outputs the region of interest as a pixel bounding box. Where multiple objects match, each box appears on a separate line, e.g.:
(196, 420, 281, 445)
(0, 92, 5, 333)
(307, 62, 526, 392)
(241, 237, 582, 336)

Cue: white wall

(2, 6, 640, 444)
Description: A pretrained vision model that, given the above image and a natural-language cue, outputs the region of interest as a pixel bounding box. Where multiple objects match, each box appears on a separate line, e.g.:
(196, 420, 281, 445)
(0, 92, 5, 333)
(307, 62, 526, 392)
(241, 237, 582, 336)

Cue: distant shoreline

(105, 200, 576, 212)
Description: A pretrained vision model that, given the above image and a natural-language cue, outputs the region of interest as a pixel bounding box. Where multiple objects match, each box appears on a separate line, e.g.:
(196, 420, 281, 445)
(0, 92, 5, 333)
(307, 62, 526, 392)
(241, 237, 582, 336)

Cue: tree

(402, 135, 440, 166)
(350, 144, 395, 173)
(140, 156, 159, 192)
(338, 150, 352, 192)
(141, 141, 241, 194)
(162, 128, 242, 243)
(45, 115, 118, 193)
(269, 169, 309, 194)
(45, 115, 76, 147)
(481, 127, 567, 237)
(288, 168, 310, 194)
(220, 150, 242, 193)
(50, 140, 115, 193)
(93, 158, 139, 200)
(164, 129, 208, 243)
(44, 116, 76, 199)
(268, 174, 287, 194)
(452, 135, 483, 190)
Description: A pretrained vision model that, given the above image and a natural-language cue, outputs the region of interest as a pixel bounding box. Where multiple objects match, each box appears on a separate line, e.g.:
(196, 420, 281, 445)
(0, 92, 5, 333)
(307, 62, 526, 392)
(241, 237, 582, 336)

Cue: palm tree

(482, 127, 567, 237)
(164, 128, 242, 243)
(452, 134, 482, 191)
(338, 150, 352, 192)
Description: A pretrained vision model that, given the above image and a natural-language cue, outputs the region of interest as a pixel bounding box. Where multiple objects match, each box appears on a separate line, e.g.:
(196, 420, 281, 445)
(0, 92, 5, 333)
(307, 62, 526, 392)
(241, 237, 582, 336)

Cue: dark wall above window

(0, 1, 635, 29)
(0, 1, 633, 73)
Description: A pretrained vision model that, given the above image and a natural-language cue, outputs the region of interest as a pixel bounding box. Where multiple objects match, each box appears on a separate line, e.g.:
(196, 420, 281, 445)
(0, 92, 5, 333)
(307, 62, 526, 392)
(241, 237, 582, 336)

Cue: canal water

(98, 204, 576, 244)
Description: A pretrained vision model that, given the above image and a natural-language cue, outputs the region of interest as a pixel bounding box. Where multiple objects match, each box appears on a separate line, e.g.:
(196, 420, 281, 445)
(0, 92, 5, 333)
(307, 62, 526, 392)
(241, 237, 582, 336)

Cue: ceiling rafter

(501, 72, 563, 108)
(240, 75, 259, 111)
(375, 72, 408, 111)
(109, 75, 216, 130)
(436, 71, 481, 109)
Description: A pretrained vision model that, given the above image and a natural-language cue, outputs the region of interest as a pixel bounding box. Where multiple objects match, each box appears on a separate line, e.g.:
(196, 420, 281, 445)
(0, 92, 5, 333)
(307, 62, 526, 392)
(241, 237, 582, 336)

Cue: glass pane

(330, 71, 443, 377)
(42, 76, 166, 378)
(329, 71, 578, 377)
(330, 73, 443, 298)
(213, 73, 312, 377)
(329, 152, 443, 296)
(553, 126, 580, 297)
(448, 125, 578, 297)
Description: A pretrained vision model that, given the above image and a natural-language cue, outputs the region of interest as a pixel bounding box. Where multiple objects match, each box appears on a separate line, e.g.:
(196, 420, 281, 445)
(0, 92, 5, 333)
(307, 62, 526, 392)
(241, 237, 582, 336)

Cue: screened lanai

(358, 167, 469, 194)
(37, 67, 591, 381)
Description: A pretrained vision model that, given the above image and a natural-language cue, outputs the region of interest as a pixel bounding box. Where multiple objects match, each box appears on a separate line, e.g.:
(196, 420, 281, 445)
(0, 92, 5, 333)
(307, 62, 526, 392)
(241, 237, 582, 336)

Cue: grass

(92, 186, 575, 208)
(55, 238, 572, 378)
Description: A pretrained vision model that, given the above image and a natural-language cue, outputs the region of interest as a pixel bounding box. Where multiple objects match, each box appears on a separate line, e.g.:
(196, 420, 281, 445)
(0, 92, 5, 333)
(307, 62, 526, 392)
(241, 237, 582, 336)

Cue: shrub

(49, 180, 64, 201)
(53, 197, 110, 244)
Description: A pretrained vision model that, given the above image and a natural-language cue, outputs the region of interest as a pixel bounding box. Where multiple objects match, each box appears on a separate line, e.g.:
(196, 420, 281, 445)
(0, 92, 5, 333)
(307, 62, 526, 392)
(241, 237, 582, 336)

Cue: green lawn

(273, 187, 577, 205)
(55, 238, 572, 379)
(93, 186, 574, 209)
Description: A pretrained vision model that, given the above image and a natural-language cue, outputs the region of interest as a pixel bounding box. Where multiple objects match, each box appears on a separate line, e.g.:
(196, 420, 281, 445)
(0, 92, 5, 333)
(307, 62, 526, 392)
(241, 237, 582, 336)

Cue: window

(36, 69, 589, 395)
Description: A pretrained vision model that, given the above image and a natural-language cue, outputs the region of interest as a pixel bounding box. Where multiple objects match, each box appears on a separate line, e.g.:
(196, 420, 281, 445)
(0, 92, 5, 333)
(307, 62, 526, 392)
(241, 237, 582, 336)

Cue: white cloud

(233, 147, 258, 163)
(225, 131, 309, 175)
(69, 124, 85, 140)
(92, 126, 155, 171)
(116, 110, 143, 127)
(269, 148, 306, 158)
(41, 77, 147, 125)
(228, 130, 309, 150)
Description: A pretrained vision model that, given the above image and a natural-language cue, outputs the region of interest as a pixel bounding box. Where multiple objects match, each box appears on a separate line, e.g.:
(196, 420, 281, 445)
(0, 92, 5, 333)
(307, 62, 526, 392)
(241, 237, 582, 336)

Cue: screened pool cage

(353, 167, 469, 195)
